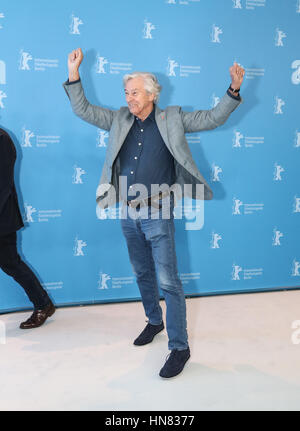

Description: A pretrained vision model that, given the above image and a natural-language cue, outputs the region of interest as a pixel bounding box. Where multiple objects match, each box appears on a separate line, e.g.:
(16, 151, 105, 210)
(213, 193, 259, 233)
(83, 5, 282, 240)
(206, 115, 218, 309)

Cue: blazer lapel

(112, 110, 134, 157)
(155, 106, 173, 155)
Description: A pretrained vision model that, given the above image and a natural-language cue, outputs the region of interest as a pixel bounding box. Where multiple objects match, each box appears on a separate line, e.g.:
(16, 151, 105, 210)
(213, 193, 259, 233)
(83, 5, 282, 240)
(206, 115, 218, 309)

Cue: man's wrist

(68, 70, 80, 82)
(229, 83, 240, 93)
(227, 88, 241, 100)
(228, 88, 239, 97)
(66, 78, 81, 86)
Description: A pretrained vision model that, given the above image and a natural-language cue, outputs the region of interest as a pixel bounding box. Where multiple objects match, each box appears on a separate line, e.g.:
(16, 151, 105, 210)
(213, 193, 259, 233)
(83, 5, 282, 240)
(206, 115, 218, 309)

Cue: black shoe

(134, 322, 164, 346)
(20, 301, 56, 329)
(159, 347, 190, 378)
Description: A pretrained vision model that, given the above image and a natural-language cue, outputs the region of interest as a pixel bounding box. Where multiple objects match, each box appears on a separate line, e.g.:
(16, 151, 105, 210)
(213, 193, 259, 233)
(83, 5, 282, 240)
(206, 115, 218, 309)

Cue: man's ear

(149, 93, 155, 102)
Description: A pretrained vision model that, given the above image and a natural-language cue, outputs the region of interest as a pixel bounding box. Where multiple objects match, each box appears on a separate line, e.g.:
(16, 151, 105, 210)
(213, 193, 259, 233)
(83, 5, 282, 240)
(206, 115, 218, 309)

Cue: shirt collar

(148, 107, 156, 122)
(135, 106, 156, 123)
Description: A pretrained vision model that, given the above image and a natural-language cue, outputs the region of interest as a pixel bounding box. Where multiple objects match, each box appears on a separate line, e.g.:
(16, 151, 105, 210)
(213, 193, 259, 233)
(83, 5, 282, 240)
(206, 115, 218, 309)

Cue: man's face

(124, 77, 154, 120)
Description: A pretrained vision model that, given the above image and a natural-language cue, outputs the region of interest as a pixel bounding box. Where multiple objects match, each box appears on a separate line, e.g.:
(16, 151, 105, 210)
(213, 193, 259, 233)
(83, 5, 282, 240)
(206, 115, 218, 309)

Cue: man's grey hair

(123, 72, 162, 103)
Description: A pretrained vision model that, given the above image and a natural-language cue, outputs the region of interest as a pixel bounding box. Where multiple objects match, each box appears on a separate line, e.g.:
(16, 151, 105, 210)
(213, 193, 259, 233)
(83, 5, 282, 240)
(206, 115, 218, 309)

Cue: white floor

(0, 290, 300, 411)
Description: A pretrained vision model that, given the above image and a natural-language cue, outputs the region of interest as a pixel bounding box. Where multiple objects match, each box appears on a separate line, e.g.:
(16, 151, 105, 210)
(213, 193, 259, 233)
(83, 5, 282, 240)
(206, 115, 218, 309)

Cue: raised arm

(181, 62, 245, 133)
(63, 48, 116, 131)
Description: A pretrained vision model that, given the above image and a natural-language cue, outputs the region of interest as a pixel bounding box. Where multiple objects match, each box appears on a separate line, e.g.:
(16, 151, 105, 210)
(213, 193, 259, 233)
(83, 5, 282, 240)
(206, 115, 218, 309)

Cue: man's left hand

(229, 62, 245, 90)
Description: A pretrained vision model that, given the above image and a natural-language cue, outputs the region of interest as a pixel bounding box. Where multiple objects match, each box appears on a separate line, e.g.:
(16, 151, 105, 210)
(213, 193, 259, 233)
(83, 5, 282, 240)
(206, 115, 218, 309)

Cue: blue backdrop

(0, 0, 299, 312)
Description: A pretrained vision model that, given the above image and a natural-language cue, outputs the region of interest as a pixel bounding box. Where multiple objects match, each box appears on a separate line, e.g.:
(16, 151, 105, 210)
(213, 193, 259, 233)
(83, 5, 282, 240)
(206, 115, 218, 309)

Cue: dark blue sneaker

(159, 347, 190, 378)
(134, 322, 164, 346)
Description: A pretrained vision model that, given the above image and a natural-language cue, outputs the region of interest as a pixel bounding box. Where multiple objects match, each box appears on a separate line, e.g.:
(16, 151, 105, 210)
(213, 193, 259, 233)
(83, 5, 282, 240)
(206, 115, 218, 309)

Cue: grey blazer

(63, 80, 241, 208)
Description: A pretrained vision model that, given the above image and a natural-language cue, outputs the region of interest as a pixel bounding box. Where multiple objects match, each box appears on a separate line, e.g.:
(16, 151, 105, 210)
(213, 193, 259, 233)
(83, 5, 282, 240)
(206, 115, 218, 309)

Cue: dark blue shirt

(117, 108, 175, 201)
(65, 79, 241, 202)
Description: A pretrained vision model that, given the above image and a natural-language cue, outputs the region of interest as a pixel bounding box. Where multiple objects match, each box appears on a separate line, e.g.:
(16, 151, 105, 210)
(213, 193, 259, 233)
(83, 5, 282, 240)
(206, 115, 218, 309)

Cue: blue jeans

(121, 203, 188, 351)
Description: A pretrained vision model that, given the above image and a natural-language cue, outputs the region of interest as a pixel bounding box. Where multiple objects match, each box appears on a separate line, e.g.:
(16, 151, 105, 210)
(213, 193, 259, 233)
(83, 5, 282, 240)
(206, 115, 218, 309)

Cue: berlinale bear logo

(291, 60, 300, 85)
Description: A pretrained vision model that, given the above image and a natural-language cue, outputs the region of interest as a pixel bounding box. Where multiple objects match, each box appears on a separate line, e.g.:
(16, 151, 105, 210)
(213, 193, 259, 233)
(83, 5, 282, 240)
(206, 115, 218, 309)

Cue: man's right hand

(68, 48, 83, 82)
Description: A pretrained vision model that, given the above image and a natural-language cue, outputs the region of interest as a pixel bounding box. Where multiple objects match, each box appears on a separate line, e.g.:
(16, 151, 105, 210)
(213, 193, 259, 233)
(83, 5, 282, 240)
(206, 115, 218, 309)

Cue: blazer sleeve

(0, 133, 15, 215)
(180, 92, 242, 133)
(63, 79, 117, 131)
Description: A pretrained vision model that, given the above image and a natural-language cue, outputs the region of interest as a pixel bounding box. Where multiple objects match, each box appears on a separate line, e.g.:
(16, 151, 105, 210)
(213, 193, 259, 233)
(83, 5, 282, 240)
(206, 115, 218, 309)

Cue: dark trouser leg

(0, 232, 50, 309)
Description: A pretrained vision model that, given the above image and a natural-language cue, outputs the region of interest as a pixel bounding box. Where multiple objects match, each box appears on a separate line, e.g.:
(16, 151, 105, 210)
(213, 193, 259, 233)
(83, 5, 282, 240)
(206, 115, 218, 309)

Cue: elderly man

(64, 48, 244, 378)
(0, 128, 55, 328)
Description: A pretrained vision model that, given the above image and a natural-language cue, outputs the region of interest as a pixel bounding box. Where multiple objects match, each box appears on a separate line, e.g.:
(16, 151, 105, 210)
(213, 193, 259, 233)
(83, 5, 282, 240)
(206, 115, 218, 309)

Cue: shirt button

(141, 129, 144, 132)
(134, 156, 138, 160)
(131, 171, 134, 174)
(138, 143, 142, 146)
